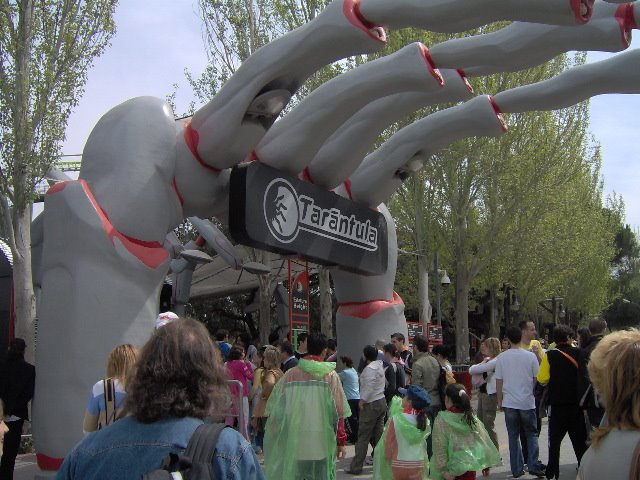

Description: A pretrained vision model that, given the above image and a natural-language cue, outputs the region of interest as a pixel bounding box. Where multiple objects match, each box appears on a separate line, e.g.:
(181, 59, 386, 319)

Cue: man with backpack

(56, 318, 263, 479)
(411, 335, 441, 412)
(410, 335, 442, 457)
(536, 325, 587, 480)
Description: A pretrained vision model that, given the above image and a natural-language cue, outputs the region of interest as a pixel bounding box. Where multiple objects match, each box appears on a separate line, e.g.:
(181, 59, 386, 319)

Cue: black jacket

(546, 344, 581, 406)
(578, 334, 604, 409)
(281, 356, 299, 373)
(0, 356, 35, 420)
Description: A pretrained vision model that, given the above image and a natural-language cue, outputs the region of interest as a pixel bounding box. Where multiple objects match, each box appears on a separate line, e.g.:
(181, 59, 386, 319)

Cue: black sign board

(406, 322, 423, 343)
(229, 162, 388, 275)
(427, 323, 443, 345)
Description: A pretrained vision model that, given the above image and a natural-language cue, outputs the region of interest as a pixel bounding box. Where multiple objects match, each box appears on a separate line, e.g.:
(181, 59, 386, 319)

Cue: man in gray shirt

(410, 334, 441, 456)
(496, 326, 544, 478)
(411, 335, 441, 409)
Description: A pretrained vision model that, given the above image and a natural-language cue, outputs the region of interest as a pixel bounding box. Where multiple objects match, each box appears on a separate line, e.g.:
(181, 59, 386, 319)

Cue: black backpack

(437, 364, 455, 407)
(142, 423, 227, 480)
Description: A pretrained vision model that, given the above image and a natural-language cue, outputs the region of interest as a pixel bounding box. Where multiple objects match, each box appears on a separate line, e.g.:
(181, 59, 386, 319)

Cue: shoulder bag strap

(557, 349, 579, 369)
(100, 378, 109, 428)
(104, 378, 117, 425)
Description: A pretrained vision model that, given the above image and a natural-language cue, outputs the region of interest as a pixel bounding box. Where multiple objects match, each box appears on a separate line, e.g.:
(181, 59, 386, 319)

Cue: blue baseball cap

(398, 385, 431, 410)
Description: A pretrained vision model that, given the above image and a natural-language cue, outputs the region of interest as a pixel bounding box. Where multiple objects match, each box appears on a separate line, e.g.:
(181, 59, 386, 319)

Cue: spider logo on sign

(263, 178, 379, 251)
(264, 179, 300, 243)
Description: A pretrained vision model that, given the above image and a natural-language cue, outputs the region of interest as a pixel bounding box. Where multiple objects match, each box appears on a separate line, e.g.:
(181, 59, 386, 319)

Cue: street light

(558, 304, 566, 320)
(538, 296, 564, 324)
(511, 295, 521, 311)
(621, 298, 640, 308)
(433, 252, 450, 325)
(502, 284, 519, 326)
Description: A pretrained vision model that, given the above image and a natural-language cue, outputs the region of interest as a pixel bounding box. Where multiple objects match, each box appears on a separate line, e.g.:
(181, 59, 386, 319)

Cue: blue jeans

(504, 407, 540, 475)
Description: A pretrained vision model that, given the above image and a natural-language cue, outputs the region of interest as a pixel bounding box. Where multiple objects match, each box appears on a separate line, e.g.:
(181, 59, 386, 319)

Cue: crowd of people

(0, 312, 639, 480)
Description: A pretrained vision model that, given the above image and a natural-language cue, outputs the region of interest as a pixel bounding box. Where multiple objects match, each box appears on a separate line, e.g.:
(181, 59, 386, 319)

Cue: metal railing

(224, 379, 249, 441)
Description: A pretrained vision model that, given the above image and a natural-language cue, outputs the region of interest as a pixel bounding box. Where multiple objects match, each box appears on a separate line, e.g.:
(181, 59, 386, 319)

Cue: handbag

(534, 382, 549, 419)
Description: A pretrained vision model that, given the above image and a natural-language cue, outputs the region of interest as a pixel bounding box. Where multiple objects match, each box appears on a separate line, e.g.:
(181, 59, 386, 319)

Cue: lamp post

(433, 252, 451, 325)
(538, 296, 564, 325)
(501, 284, 519, 327)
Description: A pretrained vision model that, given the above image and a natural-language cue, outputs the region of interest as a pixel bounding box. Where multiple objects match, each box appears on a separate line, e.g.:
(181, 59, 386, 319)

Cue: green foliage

(0, 0, 117, 204)
(386, 29, 615, 352)
(603, 220, 640, 329)
(0, 0, 117, 237)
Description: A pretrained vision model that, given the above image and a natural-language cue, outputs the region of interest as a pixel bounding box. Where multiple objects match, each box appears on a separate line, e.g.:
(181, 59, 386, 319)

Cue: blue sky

(61, 2, 640, 229)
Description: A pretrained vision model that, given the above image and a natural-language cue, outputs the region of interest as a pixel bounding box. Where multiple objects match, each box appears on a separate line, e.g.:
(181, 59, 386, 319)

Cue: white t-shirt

(495, 348, 539, 410)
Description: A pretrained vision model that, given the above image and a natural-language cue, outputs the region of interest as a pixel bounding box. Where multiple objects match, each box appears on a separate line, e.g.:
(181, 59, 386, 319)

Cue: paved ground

(15, 410, 581, 479)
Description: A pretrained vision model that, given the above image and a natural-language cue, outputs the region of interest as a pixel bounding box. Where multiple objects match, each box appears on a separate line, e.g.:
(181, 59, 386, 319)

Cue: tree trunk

(418, 258, 432, 329)
(413, 179, 432, 330)
(455, 263, 471, 364)
(318, 266, 333, 337)
(12, 206, 36, 364)
(489, 287, 500, 338)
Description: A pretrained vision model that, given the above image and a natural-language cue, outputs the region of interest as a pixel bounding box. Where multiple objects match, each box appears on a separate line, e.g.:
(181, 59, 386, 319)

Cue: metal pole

(435, 252, 442, 325)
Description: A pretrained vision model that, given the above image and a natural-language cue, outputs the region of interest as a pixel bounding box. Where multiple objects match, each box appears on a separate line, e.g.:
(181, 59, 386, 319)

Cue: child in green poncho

(373, 385, 431, 480)
(430, 383, 501, 480)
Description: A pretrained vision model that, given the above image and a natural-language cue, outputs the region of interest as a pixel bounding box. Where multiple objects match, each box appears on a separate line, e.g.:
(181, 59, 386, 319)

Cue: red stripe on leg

(338, 291, 404, 319)
(183, 121, 220, 173)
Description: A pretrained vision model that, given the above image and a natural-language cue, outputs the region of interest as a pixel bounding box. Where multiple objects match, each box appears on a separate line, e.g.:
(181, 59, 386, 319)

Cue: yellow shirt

(537, 354, 550, 384)
(523, 339, 545, 363)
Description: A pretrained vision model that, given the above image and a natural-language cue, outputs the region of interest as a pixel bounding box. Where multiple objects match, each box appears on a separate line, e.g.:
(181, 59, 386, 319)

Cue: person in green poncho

(373, 385, 431, 480)
(263, 332, 350, 480)
(430, 383, 501, 480)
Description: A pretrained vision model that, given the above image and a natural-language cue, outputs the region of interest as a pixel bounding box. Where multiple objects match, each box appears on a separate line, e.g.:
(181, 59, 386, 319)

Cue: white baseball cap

(155, 311, 179, 329)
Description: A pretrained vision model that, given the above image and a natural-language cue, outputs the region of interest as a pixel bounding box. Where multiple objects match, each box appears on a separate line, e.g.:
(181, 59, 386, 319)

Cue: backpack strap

(183, 423, 228, 476)
(556, 349, 579, 369)
(100, 378, 117, 428)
